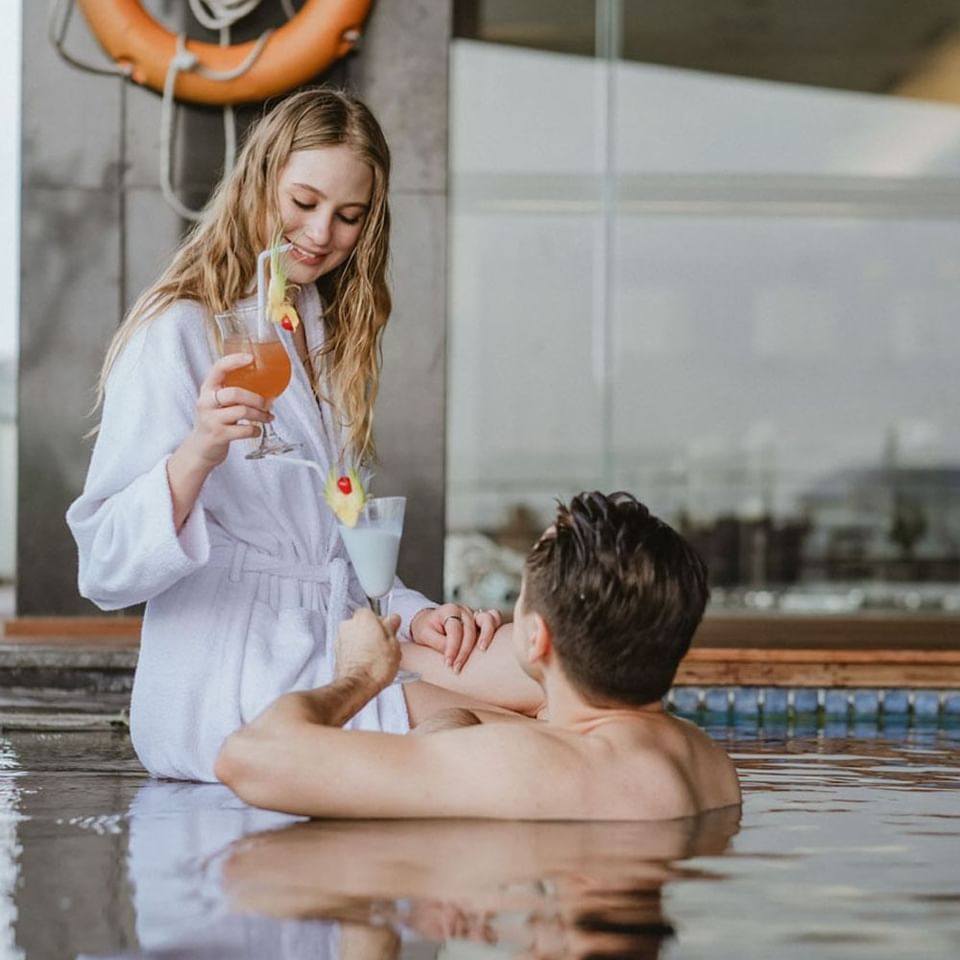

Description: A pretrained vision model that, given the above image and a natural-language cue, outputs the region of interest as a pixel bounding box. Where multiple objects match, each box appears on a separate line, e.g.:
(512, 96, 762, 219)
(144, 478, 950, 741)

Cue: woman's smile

(286, 240, 328, 267)
(277, 144, 373, 284)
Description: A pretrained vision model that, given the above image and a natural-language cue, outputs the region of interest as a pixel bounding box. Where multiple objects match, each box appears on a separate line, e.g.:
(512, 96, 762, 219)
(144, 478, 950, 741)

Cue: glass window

(448, 1, 960, 619)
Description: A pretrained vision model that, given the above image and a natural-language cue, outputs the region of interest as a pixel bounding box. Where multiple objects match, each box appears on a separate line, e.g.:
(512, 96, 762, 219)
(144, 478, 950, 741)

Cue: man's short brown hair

(523, 492, 709, 706)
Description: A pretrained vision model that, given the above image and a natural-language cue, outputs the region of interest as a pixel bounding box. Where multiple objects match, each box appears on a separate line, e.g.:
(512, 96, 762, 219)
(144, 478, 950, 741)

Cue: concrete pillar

(17, 1, 450, 614)
(352, 0, 451, 601)
(19, 0, 128, 616)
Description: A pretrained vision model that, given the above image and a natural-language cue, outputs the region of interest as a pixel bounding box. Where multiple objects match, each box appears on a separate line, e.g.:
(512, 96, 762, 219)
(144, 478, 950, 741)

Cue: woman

(67, 88, 520, 781)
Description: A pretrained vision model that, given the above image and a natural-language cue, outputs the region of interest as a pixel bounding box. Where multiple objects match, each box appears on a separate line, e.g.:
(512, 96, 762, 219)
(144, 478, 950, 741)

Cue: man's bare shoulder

(581, 711, 741, 817)
(415, 709, 739, 820)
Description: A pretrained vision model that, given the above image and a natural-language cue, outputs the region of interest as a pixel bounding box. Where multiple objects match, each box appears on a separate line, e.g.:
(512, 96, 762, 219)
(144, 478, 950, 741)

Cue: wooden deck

(3, 613, 959, 687)
(2, 616, 141, 648)
(676, 646, 960, 689)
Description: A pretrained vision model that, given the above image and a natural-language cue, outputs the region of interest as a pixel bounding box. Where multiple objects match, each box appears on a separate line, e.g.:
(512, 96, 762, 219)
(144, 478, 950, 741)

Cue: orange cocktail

(214, 301, 299, 458)
(222, 338, 292, 400)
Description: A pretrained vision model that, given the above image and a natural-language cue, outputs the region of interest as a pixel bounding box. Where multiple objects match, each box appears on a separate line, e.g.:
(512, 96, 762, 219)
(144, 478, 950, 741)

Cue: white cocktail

(337, 496, 418, 684)
(338, 522, 402, 604)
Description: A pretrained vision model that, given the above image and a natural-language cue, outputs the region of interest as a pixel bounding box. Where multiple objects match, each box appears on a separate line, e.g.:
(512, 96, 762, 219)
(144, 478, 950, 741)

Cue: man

(215, 492, 741, 820)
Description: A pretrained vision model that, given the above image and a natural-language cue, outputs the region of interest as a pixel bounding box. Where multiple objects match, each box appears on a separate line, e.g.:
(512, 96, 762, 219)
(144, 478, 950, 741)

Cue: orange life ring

(77, 0, 373, 105)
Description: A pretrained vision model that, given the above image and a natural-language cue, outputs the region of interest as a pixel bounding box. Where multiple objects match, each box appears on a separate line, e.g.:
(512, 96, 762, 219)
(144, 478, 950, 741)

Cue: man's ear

(528, 613, 553, 664)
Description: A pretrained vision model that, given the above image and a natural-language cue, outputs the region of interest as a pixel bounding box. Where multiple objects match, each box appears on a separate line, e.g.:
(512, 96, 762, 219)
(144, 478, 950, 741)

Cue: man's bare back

(216, 493, 741, 821)
(405, 697, 740, 820)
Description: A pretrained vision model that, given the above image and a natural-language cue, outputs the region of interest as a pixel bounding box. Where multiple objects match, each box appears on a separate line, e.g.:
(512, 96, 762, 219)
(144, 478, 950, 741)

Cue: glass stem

(256, 422, 278, 454)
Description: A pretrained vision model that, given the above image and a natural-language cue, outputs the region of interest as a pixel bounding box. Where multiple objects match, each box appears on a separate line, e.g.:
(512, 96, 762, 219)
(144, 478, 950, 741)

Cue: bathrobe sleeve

(385, 580, 435, 641)
(66, 304, 214, 610)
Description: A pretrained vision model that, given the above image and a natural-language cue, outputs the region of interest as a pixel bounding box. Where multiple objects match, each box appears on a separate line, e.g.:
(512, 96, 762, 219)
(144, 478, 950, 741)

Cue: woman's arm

(165, 353, 273, 530)
(400, 622, 545, 717)
(66, 306, 270, 608)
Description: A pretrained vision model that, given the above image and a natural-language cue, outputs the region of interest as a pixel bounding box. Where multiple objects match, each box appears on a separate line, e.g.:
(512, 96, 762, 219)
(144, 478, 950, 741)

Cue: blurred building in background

(445, 0, 960, 616)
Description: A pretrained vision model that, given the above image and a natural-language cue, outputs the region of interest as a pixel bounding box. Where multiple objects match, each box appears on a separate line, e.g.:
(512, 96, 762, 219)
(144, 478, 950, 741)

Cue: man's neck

(540, 671, 666, 731)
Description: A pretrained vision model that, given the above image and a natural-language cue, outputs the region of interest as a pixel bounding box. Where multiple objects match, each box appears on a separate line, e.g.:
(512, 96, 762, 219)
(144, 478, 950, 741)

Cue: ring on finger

(214, 388, 224, 408)
(443, 615, 463, 627)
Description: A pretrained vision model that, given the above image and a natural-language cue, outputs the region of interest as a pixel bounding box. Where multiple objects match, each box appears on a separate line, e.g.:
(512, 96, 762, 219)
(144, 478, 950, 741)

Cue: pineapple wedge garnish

(324, 466, 367, 527)
(267, 235, 301, 332)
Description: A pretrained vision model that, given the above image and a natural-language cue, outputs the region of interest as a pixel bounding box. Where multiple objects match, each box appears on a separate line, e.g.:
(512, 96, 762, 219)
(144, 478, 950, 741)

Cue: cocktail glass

(214, 303, 300, 459)
(338, 496, 419, 684)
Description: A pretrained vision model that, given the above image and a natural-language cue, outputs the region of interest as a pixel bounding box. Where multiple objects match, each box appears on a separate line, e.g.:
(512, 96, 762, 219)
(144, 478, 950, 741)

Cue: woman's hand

(410, 604, 504, 673)
(166, 353, 274, 530)
(181, 353, 274, 468)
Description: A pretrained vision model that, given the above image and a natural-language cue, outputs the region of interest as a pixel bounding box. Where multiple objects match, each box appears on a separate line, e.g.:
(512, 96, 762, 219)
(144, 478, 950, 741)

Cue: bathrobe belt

(207, 542, 352, 647)
(208, 541, 342, 583)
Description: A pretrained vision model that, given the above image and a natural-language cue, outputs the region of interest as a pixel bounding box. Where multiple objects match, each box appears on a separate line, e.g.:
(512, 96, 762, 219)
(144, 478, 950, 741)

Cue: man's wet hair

(523, 492, 709, 707)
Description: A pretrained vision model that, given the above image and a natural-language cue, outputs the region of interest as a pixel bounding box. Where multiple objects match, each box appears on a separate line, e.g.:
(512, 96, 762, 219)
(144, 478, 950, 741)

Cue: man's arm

(400, 623, 545, 717)
(216, 609, 582, 820)
(234, 673, 383, 733)
(222, 609, 403, 735)
(217, 708, 579, 820)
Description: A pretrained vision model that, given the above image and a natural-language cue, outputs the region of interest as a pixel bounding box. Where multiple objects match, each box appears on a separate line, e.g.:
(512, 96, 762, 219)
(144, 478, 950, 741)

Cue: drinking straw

(266, 455, 325, 479)
(256, 242, 294, 338)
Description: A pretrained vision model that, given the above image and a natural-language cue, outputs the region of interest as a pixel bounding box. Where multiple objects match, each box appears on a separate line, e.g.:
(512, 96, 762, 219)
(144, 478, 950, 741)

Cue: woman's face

(276, 144, 374, 285)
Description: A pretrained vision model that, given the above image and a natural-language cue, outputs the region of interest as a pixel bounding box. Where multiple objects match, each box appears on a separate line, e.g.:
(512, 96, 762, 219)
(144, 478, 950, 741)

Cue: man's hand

(335, 609, 402, 691)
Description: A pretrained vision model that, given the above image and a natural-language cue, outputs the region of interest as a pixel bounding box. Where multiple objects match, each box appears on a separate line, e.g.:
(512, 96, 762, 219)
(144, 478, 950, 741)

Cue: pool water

(0, 723, 958, 959)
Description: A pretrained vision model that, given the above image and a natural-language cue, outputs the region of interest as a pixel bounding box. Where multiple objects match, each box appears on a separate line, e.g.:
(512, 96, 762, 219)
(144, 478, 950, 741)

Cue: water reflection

(219, 812, 740, 958)
(0, 739, 24, 960)
(85, 781, 738, 959)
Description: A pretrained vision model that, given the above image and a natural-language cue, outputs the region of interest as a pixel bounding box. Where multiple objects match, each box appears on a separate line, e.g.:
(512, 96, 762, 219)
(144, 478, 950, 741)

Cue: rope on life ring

(76, 0, 373, 106)
(52, 0, 373, 220)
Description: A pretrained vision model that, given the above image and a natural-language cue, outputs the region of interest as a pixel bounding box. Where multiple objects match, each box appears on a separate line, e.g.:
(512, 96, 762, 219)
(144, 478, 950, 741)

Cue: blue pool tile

(672, 687, 702, 714)
(824, 690, 850, 717)
(760, 721, 789, 741)
(851, 720, 881, 739)
(733, 687, 759, 716)
(792, 689, 820, 715)
(793, 717, 819, 737)
(704, 688, 731, 714)
(852, 689, 879, 718)
(882, 689, 910, 715)
(670, 684, 957, 731)
(823, 719, 850, 738)
(913, 691, 942, 719)
(730, 716, 762, 736)
(882, 717, 910, 739)
(911, 724, 942, 744)
(762, 688, 789, 717)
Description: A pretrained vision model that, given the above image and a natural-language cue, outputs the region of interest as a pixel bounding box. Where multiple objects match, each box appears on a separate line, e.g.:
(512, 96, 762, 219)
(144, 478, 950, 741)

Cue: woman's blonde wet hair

(96, 86, 391, 463)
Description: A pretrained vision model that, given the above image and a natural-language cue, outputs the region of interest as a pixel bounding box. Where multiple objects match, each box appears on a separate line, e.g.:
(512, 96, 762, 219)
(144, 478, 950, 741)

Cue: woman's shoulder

(128, 298, 213, 353)
(113, 298, 214, 387)
(142, 298, 211, 345)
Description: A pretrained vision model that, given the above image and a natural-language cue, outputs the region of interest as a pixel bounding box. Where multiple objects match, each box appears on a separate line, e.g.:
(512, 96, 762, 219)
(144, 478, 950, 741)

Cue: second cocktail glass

(214, 303, 299, 459)
(337, 496, 419, 684)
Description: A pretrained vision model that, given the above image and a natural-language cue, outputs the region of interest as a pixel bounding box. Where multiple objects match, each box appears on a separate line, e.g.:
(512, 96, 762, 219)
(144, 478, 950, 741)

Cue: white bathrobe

(67, 286, 430, 781)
